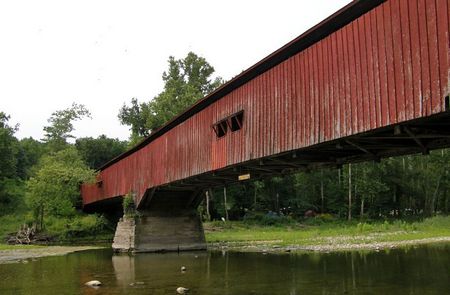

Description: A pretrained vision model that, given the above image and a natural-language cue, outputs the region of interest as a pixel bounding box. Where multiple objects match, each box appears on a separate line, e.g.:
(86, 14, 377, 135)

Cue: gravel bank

(209, 236, 450, 253)
(0, 246, 103, 264)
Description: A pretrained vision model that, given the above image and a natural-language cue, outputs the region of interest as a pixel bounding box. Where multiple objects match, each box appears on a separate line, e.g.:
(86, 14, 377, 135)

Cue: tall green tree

(43, 103, 91, 151)
(75, 135, 128, 169)
(0, 112, 19, 179)
(0, 112, 20, 213)
(16, 137, 45, 179)
(119, 52, 223, 140)
(26, 147, 95, 229)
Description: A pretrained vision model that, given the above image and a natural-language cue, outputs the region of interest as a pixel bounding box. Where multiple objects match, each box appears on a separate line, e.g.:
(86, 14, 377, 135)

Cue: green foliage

(0, 112, 19, 179)
(75, 135, 127, 169)
(204, 150, 450, 222)
(122, 193, 135, 217)
(45, 214, 111, 239)
(16, 137, 45, 179)
(0, 179, 26, 216)
(25, 147, 95, 229)
(43, 103, 91, 151)
(119, 52, 223, 138)
(243, 211, 296, 226)
(0, 213, 28, 239)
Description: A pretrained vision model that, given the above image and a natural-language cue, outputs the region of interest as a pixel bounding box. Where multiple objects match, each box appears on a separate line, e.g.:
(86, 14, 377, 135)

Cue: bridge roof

(100, 0, 385, 171)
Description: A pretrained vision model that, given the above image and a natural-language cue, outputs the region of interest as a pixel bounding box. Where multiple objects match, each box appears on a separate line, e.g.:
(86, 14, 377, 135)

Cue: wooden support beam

(404, 126, 429, 155)
(345, 139, 374, 155)
(186, 189, 204, 208)
(140, 187, 156, 209)
(266, 158, 305, 169)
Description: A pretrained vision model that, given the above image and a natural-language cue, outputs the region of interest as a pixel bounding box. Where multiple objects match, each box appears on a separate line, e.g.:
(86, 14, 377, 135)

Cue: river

(0, 244, 449, 294)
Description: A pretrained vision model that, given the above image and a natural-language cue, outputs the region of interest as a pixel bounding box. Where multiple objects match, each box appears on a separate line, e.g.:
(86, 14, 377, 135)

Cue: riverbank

(0, 245, 104, 264)
(205, 215, 450, 253)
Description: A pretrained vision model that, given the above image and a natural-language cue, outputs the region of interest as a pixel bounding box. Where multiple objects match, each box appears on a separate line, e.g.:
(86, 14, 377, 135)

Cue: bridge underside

(110, 112, 450, 253)
(143, 112, 450, 198)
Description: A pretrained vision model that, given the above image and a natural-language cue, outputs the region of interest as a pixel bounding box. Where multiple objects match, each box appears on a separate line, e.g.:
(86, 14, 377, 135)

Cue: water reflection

(0, 244, 449, 294)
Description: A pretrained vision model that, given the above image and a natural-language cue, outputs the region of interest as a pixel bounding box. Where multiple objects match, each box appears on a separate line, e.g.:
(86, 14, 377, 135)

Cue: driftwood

(7, 224, 36, 244)
(6, 224, 54, 245)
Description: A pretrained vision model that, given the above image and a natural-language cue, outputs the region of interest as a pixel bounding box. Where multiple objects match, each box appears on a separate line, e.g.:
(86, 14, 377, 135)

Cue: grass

(0, 244, 44, 251)
(0, 213, 28, 241)
(0, 212, 114, 247)
(204, 215, 450, 248)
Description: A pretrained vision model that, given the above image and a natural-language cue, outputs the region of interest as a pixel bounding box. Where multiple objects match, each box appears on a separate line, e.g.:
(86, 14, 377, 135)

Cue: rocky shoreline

(208, 236, 450, 253)
(1, 236, 448, 263)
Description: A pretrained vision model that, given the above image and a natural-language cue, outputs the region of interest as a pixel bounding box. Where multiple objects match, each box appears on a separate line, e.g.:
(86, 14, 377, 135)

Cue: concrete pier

(112, 190, 206, 253)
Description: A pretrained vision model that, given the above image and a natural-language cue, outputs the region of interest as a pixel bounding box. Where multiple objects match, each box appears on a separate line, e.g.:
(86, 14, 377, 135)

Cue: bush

(418, 215, 450, 228)
(356, 222, 375, 232)
(122, 193, 135, 217)
(243, 211, 296, 226)
(45, 214, 111, 239)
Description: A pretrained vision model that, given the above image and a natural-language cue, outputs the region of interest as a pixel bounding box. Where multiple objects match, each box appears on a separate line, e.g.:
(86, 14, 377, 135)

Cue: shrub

(46, 214, 110, 239)
(122, 193, 135, 217)
(243, 211, 296, 226)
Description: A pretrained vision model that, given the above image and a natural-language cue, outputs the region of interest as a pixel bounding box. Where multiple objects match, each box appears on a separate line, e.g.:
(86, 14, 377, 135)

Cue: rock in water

(176, 287, 189, 294)
(85, 280, 102, 287)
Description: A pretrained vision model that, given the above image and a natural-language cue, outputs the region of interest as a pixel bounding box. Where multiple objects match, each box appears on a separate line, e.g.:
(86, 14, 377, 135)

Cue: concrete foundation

(112, 217, 135, 252)
(112, 189, 206, 253)
(134, 210, 206, 252)
(112, 211, 206, 253)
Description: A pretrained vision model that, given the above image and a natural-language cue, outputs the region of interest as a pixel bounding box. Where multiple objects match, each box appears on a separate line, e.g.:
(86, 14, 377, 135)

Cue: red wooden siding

(82, 0, 450, 206)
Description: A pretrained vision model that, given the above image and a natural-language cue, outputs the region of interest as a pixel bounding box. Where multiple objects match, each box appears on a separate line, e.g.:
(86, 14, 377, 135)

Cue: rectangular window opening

(229, 111, 244, 132)
(213, 110, 244, 138)
(213, 120, 228, 138)
(445, 95, 449, 112)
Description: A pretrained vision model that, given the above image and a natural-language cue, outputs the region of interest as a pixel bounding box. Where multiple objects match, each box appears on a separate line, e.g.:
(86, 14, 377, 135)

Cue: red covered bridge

(81, 0, 450, 252)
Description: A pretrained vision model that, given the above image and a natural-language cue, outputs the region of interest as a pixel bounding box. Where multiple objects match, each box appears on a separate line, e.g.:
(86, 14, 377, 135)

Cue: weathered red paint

(81, 0, 450, 207)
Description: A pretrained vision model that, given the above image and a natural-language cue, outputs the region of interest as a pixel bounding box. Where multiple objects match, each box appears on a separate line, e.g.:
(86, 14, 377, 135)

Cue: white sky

(1, 0, 351, 141)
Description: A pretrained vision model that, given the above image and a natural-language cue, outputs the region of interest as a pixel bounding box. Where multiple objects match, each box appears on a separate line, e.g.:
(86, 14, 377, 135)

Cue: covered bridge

(81, 0, 450, 252)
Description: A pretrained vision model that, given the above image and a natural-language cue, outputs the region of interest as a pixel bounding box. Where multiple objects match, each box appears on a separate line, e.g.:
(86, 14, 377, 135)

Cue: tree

(75, 135, 128, 169)
(0, 112, 19, 179)
(16, 137, 45, 179)
(119, 52, 223, 139)
(0, 112, 20, 213)
(26, 147, 95, 230)
(43, 103, 91, 151)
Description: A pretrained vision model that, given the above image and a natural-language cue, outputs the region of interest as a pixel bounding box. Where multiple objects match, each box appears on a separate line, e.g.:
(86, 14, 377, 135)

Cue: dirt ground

(0, 246, 103, 264)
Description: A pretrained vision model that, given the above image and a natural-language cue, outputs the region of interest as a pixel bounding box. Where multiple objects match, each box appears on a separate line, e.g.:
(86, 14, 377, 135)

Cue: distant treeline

(204, 150, 449, 221)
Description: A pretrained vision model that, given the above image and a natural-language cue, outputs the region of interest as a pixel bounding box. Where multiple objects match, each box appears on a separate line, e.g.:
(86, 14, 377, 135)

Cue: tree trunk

(444, 188, 448, 214)
(223, 186, 229, 221)
(254, 183, 257, 210)
(276, 192, 280, 214)
(321, 169, 324, 214)
(338, 168, 341, 187)
(431, 175, 442, 215)
(205, 190, 211, 221)
(40, 205, 44, 231)
(348, 164, 352, 221)
(360, 198, 364, 219)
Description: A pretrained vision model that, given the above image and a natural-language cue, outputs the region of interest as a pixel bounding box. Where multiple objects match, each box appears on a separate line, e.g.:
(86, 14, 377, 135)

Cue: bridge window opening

(229, 111, 244, 132)
(213, 120, 228, 138)
(213, 110, 244, 138)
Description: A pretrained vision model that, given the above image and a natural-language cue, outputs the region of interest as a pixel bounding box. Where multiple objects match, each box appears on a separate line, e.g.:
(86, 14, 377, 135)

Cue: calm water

(0, 244, 449, 295)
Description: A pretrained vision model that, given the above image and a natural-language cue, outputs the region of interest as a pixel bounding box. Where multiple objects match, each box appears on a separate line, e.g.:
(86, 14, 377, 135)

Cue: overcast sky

(1, 0, 351, 141)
